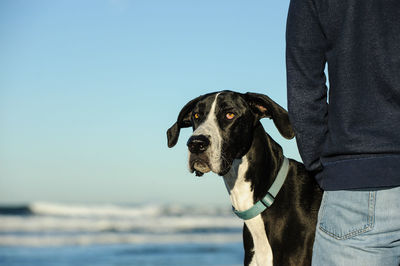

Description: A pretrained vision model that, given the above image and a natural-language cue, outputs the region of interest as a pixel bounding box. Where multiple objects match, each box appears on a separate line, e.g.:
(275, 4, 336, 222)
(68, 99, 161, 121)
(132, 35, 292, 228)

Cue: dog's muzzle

(187, 135, 211, 176)
(187, 135, 210, 154)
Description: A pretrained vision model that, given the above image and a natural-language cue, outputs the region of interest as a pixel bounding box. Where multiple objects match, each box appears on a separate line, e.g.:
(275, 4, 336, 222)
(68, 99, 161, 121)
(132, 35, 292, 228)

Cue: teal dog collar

(232, 157, 289, 220)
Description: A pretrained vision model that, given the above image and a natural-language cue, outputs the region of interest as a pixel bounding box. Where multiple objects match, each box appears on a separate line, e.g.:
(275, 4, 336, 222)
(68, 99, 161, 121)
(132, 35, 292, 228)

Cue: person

(286, 0, 400, 265)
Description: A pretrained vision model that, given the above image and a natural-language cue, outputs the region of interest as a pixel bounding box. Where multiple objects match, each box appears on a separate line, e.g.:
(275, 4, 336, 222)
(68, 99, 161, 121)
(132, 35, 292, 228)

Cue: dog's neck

(223, 123, 284, 211)
(223, 123, 279, 265)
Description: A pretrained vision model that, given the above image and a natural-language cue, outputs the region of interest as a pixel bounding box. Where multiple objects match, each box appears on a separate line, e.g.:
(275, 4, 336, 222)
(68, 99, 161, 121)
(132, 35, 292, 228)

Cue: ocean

(0, 202, 244, 266)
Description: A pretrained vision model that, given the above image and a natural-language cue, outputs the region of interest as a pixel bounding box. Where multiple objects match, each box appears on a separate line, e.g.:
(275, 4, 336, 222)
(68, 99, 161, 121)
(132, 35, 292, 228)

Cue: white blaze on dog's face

(189, 93, 223, 174)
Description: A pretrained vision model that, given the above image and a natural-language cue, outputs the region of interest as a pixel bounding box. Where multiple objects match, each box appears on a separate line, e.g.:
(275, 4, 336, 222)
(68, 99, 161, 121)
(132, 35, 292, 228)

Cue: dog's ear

(243, 92, 295, 140)
(167, 94, 206, 148)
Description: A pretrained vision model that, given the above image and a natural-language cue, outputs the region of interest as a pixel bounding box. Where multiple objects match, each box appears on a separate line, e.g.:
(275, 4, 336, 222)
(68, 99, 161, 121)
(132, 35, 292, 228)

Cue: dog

(167, 91, 322, 266)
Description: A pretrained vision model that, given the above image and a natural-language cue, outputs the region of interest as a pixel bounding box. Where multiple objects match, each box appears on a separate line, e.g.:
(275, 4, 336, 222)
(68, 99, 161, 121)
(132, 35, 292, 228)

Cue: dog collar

(232, 157, 289, 220)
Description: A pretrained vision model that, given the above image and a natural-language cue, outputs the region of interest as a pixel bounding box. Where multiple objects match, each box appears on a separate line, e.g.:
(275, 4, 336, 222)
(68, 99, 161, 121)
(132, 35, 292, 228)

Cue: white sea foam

(29, 202, 163, 217)
(0, 233, 242, 247)
(0, 202, 242, 247)
(0, 214, 241, 232)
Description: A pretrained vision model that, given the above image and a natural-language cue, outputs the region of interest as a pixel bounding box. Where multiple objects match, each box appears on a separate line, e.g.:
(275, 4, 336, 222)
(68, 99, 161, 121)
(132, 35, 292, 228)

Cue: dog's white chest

(245, 217, 273, 266)
(224, 157, 273, 266)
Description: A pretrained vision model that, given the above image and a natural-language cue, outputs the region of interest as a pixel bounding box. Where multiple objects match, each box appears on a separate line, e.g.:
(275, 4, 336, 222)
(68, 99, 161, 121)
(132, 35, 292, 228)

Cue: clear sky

(0, 0, 300, 205)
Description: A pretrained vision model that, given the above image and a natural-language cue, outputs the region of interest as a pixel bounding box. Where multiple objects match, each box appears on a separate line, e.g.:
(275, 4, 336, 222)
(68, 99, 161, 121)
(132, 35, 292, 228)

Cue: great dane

(167, 91, 322, 266)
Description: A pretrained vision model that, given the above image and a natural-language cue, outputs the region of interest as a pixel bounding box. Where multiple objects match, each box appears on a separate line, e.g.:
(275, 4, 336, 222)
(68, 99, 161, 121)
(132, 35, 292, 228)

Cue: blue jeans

(312, 187, 400, 266)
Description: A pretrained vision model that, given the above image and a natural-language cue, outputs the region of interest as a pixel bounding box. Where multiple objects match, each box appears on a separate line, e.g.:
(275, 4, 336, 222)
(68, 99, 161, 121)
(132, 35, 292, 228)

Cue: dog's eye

(226, 112, 235, 120)
(193, 113, 200, 120)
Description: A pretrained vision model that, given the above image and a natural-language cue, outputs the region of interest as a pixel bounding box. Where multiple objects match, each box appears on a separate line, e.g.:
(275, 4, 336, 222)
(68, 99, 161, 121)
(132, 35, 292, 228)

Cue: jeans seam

(320, 224, 373, 240)
(368, 191, 376, 230)
(319, 192, 328, 222)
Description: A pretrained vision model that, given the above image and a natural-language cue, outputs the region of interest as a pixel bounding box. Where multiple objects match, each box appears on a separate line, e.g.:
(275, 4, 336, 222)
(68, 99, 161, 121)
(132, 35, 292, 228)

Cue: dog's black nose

(187, 135, 210, 154)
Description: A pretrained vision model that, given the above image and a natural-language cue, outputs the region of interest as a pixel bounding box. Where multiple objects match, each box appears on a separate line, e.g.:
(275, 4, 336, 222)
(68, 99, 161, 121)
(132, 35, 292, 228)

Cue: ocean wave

(0, 202, 233, 218)
(0, 205, 33, 216)
(30, 202, 164, 218)
(0, 202, 242, 247)
(0, 232, 242, 247)
(0, 215, 241, 233)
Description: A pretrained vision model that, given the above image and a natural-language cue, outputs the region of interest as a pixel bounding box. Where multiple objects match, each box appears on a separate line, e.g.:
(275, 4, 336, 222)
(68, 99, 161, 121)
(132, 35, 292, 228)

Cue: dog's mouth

(189, 156, 211, 177)
(188, 153, 234, 177)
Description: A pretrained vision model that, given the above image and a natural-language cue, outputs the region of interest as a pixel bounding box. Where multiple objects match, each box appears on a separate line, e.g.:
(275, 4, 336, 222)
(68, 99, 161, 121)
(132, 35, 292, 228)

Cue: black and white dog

(167, 91, 322, 266)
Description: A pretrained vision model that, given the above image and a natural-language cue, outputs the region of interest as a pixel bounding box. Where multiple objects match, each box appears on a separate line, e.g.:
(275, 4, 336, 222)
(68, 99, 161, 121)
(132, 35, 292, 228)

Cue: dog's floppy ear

(167, 94, 206, 148)
(244, 92, 295, 140)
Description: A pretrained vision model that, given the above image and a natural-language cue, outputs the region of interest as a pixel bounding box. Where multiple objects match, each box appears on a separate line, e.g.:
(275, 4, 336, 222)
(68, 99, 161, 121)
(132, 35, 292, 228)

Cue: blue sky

(0, 0, 299, 205)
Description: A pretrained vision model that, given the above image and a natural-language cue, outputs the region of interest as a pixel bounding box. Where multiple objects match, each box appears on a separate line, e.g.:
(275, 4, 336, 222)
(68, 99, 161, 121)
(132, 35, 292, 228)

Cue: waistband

(316, 155, 400, 190)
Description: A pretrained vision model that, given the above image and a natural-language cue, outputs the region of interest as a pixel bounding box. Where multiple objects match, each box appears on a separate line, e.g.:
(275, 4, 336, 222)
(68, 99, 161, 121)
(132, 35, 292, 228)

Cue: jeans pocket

(318, 190, 376, 240)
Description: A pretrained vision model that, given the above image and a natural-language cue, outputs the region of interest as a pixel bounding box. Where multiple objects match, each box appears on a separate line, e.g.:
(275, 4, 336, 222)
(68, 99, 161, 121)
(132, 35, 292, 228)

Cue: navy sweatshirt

(286, 0, 400, 190)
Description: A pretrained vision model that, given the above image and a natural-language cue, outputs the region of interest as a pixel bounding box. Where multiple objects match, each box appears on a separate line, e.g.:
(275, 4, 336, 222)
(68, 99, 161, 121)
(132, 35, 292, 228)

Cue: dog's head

(167, 91, 294, 176)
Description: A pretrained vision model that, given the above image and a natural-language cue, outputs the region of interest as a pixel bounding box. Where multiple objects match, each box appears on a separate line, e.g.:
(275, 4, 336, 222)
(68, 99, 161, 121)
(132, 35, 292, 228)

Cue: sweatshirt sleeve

(286, 0, 328, 178)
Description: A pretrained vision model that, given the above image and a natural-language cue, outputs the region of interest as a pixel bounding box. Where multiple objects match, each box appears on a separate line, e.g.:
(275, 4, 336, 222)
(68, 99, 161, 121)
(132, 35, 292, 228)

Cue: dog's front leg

(243, 224, 255, 265)
(242, 219, 273, 266)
